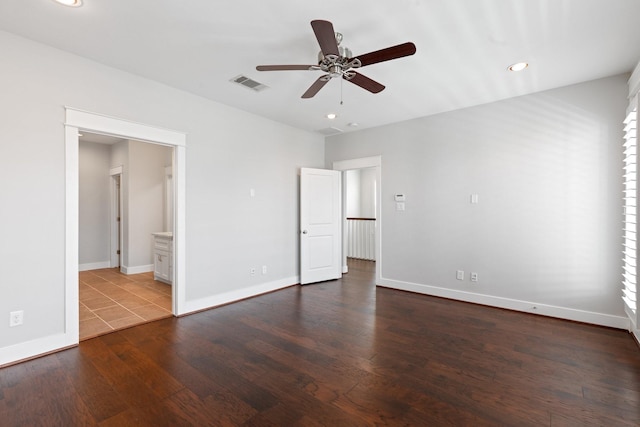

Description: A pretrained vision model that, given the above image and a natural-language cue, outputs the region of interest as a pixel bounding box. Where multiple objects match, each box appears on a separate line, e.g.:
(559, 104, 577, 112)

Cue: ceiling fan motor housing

(317, 45, 361, 79)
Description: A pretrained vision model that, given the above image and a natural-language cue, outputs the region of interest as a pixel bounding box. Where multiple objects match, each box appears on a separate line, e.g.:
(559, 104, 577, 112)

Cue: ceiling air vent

(231, 75, 269, 92)
(316, 127, 343, 136)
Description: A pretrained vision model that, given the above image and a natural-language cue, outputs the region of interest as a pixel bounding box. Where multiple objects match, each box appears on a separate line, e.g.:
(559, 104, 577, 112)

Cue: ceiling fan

(256, 20, 416, 99)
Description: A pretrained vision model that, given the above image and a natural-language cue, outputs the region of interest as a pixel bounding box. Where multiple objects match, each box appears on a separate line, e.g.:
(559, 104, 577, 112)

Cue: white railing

(347, 218, 376, 261)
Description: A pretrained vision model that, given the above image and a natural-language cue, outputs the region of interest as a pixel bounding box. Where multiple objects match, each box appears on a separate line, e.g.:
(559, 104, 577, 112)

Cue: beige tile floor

(79, 268, 172, 341)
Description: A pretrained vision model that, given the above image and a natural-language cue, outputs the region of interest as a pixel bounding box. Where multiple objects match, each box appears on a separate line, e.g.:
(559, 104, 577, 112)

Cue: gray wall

(127, 140, 170, 270)
(326, 75, 626, 318)
(345, 169, 361, 217)
(78, 141, 111, 266)
(0, 30, 324, 356)
(346, 167, 376, 218)
(359, 167, 376, 218)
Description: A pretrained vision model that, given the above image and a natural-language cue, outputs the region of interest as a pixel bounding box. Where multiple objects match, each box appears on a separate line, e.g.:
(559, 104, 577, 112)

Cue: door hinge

(117, 250, 121, 255)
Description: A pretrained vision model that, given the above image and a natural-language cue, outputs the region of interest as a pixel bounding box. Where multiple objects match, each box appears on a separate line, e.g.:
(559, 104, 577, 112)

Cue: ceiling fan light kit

(256, 20, 416, 99)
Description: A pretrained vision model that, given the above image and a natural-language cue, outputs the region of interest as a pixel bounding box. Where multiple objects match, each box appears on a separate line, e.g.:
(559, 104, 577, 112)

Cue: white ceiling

(1, 0, 639, 134)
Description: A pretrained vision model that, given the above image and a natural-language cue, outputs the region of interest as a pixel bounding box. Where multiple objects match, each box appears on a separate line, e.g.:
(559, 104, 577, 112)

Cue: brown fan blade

(345, 72, 385, 94)
(302, 76, 330, 98)
(311, 20, 339, 57)
(256, 65, 316, 71)
(353, 42, 416, 67)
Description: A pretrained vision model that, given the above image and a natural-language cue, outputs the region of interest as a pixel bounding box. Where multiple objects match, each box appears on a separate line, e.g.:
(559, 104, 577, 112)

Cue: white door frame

(109, 167, 123, 268)
(332, 156, 382, 284)
(65, 108, 187, 345)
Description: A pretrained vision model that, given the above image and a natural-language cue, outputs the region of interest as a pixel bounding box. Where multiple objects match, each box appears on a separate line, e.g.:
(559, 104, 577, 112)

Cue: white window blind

(623, 106, 637, 318)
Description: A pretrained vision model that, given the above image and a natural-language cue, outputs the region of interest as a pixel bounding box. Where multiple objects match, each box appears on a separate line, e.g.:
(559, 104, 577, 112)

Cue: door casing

(65, 108, 187, 346)
(109, 167, 123, 268)
(333, 156, 382, 284)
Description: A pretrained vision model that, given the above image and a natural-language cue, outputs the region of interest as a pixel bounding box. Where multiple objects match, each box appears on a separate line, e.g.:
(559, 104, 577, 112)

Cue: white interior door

(300, 168, 342, 284)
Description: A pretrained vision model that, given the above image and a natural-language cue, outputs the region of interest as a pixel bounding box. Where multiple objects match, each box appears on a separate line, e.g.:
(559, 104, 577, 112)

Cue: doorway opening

(65, 108, 186, 345)
(78, 133, 175, 340)
(111, 172, 122, 269)
(333, 156, 382, 284)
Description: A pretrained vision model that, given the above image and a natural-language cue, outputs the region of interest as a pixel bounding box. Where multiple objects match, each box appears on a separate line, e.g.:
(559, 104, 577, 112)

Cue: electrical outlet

(471, 272, 478, 282)
(10, 311, 23, 327)
(456, 270, 464, 280)
(262, 265, 267, 275)
(250, 267, 256, 276)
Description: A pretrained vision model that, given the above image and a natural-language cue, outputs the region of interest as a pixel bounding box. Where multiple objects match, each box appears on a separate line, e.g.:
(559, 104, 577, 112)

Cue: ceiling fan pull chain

(340, 76, 344, 105)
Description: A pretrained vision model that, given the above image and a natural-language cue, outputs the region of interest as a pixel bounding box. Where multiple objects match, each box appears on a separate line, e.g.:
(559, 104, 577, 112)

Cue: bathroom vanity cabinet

(152, 232, 173, 284)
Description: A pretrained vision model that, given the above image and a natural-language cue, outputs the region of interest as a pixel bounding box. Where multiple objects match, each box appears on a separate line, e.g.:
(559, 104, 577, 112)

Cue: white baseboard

(1, 275, 297, 367)
(629, 316, 639, 344)
(4, 275, 630, 368)
(121, 264, 154, 275)
(0, 332, 76, 368)
(183, 276, 299, 315)
(378, 277, 630, 330)
(78, 261, 111, 271)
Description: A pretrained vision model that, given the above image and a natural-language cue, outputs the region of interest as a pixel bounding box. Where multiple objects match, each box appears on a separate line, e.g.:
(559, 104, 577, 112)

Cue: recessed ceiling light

(508, 62, 528, 72)
(53, 0, 83, 7)
(326, 113, 337, 120)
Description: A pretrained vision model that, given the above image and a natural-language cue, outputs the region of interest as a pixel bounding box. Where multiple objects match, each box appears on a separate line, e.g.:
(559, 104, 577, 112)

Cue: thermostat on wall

(394, 194, 406, 202)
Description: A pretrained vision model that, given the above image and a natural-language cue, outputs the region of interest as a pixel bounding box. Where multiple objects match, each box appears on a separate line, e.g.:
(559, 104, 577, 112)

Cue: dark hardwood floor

(1, 258, 639, 426)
